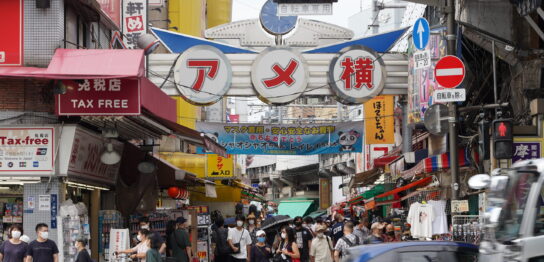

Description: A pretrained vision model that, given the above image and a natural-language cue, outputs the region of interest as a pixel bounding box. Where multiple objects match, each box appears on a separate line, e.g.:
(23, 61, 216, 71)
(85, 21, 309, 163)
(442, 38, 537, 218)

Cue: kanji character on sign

(340, 56, 375, 90)
(78, 80, 91, 91)
(125, 2, 144, 15)
(514, 144, 529, 158)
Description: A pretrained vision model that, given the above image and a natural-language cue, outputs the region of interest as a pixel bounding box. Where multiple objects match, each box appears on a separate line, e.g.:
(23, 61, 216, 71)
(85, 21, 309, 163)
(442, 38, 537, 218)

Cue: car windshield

(494, 170, 538, 242)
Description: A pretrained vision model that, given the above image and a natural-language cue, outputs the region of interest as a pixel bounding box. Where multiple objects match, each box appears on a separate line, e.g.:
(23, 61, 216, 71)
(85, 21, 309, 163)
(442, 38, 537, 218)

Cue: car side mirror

(468, 174, 491, 190)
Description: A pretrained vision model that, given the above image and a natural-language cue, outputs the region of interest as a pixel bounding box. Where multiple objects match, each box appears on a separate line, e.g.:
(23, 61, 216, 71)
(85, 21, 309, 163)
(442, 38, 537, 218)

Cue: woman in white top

(117, 229, 151, 262)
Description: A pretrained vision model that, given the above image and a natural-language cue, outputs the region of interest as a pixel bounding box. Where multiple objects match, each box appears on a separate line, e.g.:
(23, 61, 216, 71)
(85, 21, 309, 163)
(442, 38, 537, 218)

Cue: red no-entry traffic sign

(434, 55, 465, 88)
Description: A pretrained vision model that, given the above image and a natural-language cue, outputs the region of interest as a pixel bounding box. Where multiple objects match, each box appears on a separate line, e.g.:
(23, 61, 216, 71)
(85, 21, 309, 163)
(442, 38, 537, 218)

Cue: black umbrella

(261, 215, 293, 231)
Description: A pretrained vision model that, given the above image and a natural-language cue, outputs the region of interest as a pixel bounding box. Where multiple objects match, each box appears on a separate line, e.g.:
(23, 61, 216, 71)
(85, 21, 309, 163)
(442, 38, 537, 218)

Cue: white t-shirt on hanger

(429, 200, 448, 235)
(407, 202, 435, 238)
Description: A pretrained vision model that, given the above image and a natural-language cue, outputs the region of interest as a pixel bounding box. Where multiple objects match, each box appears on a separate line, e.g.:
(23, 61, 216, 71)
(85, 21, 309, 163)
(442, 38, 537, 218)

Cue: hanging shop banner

(0, 0, 23, 66)
(97, 0, 121, 28)
(197, 121, 364, 155)
(0, 128, 54, 174)
(407, 30, 447, 123)
(56, 79, 141, 116)
(173, 45, 232, 105)
(364, 96, 394, 144)
(206, 154, 234, 178)
(251, 47, 309, 104)
(328, 46, 386, 104)
(67, 128, 124, 185)
(512, 141, 541, 163)
(122, 0, 147, 48)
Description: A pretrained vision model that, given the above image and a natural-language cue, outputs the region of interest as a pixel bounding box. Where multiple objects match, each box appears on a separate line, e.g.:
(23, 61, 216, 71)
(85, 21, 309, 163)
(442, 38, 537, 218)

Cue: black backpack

(214, 228, 231, 255)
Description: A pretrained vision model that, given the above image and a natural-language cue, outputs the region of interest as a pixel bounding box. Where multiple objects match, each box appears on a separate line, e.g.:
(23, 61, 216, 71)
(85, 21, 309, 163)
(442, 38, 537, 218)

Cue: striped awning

(402, 149, 472, 178)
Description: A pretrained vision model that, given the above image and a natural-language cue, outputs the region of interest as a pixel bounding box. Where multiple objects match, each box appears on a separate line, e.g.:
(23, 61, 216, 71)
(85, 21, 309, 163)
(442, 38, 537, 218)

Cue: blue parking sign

(412, 18, 430, 50)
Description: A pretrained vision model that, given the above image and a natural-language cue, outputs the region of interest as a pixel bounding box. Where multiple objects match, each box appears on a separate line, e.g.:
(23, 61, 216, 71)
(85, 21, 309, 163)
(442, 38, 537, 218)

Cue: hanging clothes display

(428, 200, 448, 235)
(407, 202, 434, 238)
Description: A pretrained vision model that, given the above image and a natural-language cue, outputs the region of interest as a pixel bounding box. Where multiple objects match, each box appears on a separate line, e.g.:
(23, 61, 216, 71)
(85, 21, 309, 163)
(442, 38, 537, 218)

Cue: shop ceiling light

(66, 181, 109, 191)
(100, 142, 121, 165)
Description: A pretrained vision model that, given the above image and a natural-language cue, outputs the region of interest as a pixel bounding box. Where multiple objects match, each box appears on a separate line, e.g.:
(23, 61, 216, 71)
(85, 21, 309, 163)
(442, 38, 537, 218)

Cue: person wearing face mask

(26, 223, 59, 262)
(384, 224, 399, 242)
(247, 214, 257, 244)
(309, 225, 333, 262)
(74, 238, 92, 262)
(168, 217, 192, 262)
(274, 227, 300, 262)
(0, 224, 28, 262)
(293, 216, 312, 262)
(139, 217, 166, 254)
(249, 230, 271, 262)
(117, 229, 150, 261)
(228, 215, 252, 262)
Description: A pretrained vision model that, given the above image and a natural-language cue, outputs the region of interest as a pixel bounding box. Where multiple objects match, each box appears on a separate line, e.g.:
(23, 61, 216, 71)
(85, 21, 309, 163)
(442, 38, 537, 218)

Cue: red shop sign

(0, 0, 23, 66)
(56, 79, 141, 116)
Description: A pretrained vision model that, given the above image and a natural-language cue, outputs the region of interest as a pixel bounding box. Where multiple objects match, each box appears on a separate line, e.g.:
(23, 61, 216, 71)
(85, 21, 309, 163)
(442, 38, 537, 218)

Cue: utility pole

(446, 0, 459, 200)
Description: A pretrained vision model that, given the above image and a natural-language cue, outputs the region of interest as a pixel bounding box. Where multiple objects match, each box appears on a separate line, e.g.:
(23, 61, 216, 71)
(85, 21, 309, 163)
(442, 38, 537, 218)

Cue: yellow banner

(206, 154, 234, 178)
(364, 96, 394, 144)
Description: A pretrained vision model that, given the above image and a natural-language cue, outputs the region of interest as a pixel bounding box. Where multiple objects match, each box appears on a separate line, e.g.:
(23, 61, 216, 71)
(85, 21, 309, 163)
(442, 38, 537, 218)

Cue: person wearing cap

(309, 225, 333, 262)
(368, 223, 385, 244)
(168, 217, 192, 262)
(249, 230, 271, 262)
(74, 238, 92, 262)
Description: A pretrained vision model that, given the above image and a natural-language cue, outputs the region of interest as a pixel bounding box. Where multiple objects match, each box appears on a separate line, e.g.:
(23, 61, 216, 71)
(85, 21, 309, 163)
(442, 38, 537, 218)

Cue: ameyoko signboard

(0, 128, 54, 173)
(56, 79, 141, 116)
(0, 0, 23, 66)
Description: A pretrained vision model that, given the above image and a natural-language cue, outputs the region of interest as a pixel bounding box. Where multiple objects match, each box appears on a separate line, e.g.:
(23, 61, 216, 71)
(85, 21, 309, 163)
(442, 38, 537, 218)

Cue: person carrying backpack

(212, 217, 231, 262)
(333, 222, 360, 262)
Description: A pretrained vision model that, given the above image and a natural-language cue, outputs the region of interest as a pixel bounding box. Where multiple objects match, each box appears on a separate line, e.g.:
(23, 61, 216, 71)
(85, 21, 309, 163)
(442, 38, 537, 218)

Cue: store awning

(307, 210, 327, 219)
(401, 149, 473, 179)
(348, 168, 381, 189)
(278, 200, 314, 218)
(0, 49, 145, 79)
(153, 155, 213, 188)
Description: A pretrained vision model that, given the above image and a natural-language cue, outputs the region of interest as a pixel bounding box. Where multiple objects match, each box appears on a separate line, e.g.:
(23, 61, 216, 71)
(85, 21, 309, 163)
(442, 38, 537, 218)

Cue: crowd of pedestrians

(210, 210, 402, 262)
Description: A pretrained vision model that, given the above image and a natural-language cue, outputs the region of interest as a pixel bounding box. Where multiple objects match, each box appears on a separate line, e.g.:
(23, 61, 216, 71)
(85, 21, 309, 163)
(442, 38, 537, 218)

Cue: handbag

(232, 229, 245, 254)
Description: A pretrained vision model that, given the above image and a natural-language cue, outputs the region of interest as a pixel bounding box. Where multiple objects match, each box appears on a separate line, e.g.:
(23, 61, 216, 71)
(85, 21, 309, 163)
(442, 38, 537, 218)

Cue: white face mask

(11, 231, 21, 239)
(39, 231, 48, 240)
(236, 221, 244, 227)
(141, 225, 150, 230)
(137, 235, 142, 242)
(281, 233, 286, 239)
(317, 233, 324, 238)
(249, 220, 255, 225)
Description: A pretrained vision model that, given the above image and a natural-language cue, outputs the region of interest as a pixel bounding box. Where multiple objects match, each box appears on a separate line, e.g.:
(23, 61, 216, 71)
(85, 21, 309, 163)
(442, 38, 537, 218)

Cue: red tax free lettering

(0, 136, 49, 145)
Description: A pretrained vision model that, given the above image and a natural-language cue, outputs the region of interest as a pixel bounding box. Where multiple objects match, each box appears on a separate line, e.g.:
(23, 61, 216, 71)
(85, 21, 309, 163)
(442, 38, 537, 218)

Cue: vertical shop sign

(0, 0, 23, 66)
(364, 96, 394, 144)
(319, 178, 331, 210)
(512, 142, 541, 163)
(109, 229, 130, 261)
(206, 154, 234, 178)
(122, 0, 147, 49)
(97, 0, 121, 28)
(50, 194, 57, 229)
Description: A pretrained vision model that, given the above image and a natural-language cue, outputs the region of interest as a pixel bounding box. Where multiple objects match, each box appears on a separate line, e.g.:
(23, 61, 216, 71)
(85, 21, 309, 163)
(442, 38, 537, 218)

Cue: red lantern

(167, 187, 180, 198)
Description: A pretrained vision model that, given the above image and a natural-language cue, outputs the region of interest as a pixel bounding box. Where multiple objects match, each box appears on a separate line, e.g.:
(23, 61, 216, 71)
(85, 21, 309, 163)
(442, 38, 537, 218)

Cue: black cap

(176, 217, 187, 224)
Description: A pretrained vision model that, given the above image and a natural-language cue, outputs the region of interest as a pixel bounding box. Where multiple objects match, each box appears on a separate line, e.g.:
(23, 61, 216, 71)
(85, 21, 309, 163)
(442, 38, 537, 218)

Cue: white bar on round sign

(436, 68, 463, 76)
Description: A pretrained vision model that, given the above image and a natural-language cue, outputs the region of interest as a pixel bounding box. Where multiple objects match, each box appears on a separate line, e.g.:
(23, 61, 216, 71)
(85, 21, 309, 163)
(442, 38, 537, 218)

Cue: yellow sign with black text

(364, 96, 394, 144)
(206, 154, 234, 178)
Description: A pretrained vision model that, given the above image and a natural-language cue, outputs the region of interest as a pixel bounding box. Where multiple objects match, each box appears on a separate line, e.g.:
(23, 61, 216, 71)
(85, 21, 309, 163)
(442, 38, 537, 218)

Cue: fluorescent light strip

(65, 181, 110, 191)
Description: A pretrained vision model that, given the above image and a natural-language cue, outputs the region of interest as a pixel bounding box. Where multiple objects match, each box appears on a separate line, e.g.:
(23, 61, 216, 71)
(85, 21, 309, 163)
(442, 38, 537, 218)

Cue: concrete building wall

(24, 0, 64, 67)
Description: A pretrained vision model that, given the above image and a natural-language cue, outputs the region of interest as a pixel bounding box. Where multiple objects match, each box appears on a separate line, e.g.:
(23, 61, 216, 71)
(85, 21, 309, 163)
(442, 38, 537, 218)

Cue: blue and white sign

(412, 18, 430, 50)
(196, 121, 364, 155)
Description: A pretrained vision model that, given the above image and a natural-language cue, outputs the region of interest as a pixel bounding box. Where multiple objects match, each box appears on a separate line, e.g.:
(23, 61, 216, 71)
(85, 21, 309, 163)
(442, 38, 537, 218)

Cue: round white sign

(328, 45, 386, 104)
(251, 47, 308, 105)
(173, 45, 232, 105)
